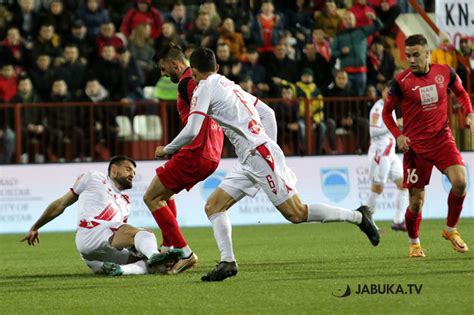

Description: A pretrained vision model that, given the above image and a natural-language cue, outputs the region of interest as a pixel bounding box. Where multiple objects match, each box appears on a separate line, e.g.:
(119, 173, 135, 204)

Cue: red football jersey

(383, 64, 473, 153)
(176, 68, 224, 162)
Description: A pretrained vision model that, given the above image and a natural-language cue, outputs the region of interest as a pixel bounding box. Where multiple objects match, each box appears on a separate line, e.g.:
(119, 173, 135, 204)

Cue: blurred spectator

(313, 0, 342, 39)
(311, 0, 346, 12)
(155, 21, 187, 52)
(10, 0, 40, 43)
(199, 0, 221, 31)
(55, 44, 86, 98)
(324, 70, 369, 153)
(120, 0, 163, 40)
(279, 30, 297, 60)
(48, 79, 84, 162)
(28, 53, 55, 100)
(90, 44, 125, 100)
(238, 74, 263, 98)
(96, 20, 125, 56)
(308, 28, 333, 89)
(104, 0, 131, 31)
(128, 23, 155, 81)
(31, 23, 61, 60)
(0, 62, 16, 163)
(164, 0, 191, 39)
(66, 19, 95, 63)
(296, 68, 336, 154)
(284, 0, 313, 46)
(250, 0, 284, 52)
(349, 0, 375, 29)
(431, 32, 457, 69)
(240, 46, 269, 96)
(368, 0, 401, 36)
(0, 62, 17, 102)
(117, 47, 144, 100)
(216, 42, 240, 81)
(78, 79, 118, 159)
(0, 5, 13, 40)
(456, 36, 474, 92)
(1, 27, 28, 68)
(216, 0, 251, 41)
(75, 0, 110, 41)
(262, 42, 298, 95)
(11, 75, 57, 164)
(331, 11, 382, 96)
(367, 38, 395, 91)
(186, 12, 218, 50)
(272, 84, 301, 154)
(39, 0, 73, 38)
(218, 17, 246, 59)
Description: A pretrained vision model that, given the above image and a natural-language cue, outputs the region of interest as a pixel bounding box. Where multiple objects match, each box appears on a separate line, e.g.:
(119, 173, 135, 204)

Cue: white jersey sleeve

(255, 101, 277, 142)
(72, 171, 94, 195)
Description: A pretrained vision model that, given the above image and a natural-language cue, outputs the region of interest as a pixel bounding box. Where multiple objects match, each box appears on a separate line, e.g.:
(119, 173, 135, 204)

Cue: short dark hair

(153, 42, 186, 63)
(108, 155, 136, 175)
(189, 47, 216, 72)
(405, 34, 428, 47)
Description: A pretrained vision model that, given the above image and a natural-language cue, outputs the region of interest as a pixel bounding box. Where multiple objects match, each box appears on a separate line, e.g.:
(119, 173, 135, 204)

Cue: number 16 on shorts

(406, 168, 419, 184)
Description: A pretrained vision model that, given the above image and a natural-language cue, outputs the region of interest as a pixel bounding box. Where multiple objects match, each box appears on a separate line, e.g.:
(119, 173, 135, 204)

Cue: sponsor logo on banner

(320, 168, 349, 202)
(201, 171, 227, 199)
(442, 165, 470, 193)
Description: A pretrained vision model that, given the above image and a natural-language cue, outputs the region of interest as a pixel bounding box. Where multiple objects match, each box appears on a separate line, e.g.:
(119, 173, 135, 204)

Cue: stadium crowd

(0, 0, 471, 164)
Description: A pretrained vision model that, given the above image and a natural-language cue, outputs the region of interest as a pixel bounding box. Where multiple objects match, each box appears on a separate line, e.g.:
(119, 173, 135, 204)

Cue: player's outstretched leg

(355, 206, 380, 246)
(201, 261, 238, 282)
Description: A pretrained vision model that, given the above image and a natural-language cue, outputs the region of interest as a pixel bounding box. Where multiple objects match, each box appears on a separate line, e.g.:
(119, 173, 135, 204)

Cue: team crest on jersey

(320, 168, 350, 202)
(190, 96, 198, 110)
(435, 74, 445, 88)
(248, 119, 261, 135)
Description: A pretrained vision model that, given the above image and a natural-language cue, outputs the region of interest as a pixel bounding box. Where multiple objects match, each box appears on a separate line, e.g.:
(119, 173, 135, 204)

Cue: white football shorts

(368, 152, 403, 184)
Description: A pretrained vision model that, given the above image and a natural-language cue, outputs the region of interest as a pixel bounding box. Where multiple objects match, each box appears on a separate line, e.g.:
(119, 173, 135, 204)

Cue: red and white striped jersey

(71, 171, 131, 226)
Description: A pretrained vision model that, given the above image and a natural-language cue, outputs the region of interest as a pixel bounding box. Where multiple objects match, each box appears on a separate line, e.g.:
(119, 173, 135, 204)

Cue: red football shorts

(156, 150, 219, 193)
(403, 137, 464, 189)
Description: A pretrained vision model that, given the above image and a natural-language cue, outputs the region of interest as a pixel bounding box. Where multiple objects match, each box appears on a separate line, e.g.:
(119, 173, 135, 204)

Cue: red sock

(151, 205, 187, 248)
(168, 198, 178, 218)
(405, 208, 422, 239)
(447, 191, 465, 228)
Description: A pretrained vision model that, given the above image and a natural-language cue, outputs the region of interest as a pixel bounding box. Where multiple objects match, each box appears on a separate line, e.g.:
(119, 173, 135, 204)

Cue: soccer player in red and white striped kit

(382, 34, 474, 257)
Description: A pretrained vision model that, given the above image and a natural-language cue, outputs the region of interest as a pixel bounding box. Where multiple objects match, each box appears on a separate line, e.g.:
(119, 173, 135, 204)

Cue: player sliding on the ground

(382, 34, 474, 257)
(21, 156, 184, 275)
(155, 47, 380, 282)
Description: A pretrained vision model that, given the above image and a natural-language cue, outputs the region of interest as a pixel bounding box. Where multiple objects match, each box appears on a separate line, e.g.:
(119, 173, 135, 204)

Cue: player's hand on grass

(155, 146, 166, 158)
(21, 230, 39, 246)
(396, 135, 410, 153)
(466, 112, 474, 135)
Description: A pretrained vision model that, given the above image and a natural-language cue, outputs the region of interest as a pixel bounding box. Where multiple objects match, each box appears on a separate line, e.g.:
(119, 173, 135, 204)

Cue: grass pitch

(1, 219, 473, 314)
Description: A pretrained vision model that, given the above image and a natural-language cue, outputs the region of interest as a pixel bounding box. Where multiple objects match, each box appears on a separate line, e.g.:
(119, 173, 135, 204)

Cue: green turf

(1, 219, 473, 314)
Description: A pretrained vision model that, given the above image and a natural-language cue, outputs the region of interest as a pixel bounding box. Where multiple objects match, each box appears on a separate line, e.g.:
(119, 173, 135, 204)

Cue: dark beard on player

(115, 176, 133, 190)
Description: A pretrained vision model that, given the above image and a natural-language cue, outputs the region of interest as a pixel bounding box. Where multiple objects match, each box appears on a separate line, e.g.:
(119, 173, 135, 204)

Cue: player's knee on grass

(111, 224, 140, 249)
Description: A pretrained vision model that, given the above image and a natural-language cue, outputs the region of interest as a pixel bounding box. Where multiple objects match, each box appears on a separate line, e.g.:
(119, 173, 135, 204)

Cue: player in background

(155, 47, 380, 281)
(142, 43, 224, 274)
(21, 156, 184, 276)
(382, 34, 474, 257)
(367, 82, 408, 231)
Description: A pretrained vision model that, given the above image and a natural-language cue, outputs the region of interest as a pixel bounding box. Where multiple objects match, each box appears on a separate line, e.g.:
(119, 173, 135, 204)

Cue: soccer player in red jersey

(382, 34, 474, 257)
(142, 43, 224, 273)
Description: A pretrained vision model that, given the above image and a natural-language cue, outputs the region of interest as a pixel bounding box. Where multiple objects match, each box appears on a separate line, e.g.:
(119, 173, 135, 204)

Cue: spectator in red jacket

(120, 0, 163, 40)
(0, 63, 17, 102)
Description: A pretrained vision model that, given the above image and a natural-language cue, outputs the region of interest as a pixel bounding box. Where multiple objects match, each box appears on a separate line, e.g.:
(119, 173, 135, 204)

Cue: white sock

(121, 260, 148, 275)
(367, 191, 380, 214)
(209, 211, 235, 262)
(394, 189, 408, 224)
(307, 204, 362, 224)
(134, 230, 159, 258)
(445, 226, 456, 232)
(179, 245, 193, 257)
(409, 238, 420, 244)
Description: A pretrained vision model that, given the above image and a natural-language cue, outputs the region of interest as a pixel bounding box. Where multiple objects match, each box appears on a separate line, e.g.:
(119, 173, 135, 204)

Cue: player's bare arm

(21, 191, 78, 246)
